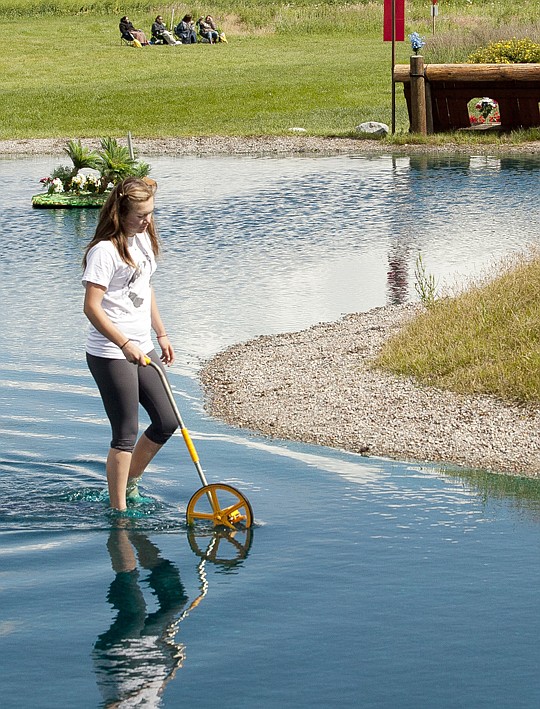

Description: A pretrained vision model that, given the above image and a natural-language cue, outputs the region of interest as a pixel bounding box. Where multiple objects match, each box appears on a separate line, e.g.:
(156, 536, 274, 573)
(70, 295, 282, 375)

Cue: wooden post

(410, 55, 427, 134)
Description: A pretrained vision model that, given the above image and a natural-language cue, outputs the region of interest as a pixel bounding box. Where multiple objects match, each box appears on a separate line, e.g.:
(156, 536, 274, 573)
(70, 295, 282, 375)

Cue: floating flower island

(31, 191, 110, 209)
(31, 137, 151, 209)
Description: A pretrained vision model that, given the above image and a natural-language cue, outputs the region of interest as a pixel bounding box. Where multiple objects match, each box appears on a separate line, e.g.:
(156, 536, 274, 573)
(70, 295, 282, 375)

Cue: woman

(82, 177, 177, 511)
(205, 15, 227, 43)
(119, 16, 149, 46)
(196, 16, 219, 44)
(175, 15, 197, 44)
(151, 15, 179, 45)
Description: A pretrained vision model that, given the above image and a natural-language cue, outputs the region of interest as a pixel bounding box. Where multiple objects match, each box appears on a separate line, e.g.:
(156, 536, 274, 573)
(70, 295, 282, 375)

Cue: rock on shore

(201, 304, 540, 478)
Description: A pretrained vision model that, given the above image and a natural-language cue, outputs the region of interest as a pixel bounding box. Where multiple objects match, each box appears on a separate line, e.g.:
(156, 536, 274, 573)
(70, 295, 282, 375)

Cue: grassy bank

(376, 253, 540, 405)
(2, 0, 540, 139)
(0, 23, 408, 138)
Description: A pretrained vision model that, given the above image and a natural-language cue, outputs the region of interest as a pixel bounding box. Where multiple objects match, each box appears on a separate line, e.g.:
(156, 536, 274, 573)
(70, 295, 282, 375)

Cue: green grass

(375, 253, 540, 405)
(0, 17, 412, 138)
(3, 1, 540, 140)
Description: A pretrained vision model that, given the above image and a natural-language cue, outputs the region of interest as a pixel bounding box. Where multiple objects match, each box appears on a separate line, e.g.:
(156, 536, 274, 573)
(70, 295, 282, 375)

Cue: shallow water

(2, 153, 540, 708)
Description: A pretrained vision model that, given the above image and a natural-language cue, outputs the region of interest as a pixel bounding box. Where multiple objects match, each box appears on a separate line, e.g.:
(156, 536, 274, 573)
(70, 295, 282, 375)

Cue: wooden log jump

(394, 62, 540, 133)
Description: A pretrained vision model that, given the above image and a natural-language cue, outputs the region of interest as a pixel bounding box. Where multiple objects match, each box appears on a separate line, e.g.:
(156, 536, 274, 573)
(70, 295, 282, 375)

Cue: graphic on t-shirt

(124, 245, 152, 308)
(126, 267, 144, 308)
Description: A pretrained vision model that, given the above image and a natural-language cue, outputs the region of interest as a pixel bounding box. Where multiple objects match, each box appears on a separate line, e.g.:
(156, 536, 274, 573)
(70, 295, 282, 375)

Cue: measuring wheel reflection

(187, 526, 253, 566)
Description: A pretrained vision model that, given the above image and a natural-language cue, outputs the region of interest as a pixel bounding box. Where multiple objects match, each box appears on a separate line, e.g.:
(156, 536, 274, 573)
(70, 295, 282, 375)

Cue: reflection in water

(93, 524, 254, 707)
(187, 526, 254, 567)
(387, 243, 410, 305)
(93, 528, 188, 707)
(442, 466, 540, 520)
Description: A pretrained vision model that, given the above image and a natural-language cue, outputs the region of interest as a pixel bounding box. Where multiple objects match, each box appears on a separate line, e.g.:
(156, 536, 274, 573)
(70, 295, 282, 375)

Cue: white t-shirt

(82, 232, 157, 358)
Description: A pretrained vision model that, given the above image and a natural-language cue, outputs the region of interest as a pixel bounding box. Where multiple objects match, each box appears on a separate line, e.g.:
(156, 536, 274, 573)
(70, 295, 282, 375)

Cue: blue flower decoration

(409, 32, 426, 55)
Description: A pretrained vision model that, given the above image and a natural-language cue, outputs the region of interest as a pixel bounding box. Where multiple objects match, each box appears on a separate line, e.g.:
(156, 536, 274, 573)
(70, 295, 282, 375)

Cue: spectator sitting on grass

(204, 15, 228, 43)
(119, 16, 149, 46)
(151, 16, 179, 45)
(175, 15, 197, 44)
(196, 16, 219, 44)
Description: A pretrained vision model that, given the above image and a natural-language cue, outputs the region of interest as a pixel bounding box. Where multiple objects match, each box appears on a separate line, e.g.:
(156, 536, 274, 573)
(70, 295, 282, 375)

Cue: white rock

(288, 127, 307, 133)
(355, 121, 389, 137)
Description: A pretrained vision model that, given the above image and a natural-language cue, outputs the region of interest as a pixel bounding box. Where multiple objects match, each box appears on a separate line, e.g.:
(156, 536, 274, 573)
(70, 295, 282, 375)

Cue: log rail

(393, 63, 540, 132)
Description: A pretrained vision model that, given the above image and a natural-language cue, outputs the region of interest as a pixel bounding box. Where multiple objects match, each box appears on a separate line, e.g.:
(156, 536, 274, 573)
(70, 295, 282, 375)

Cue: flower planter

(31, 191, 110, 209)
(32, 136, 151, 208)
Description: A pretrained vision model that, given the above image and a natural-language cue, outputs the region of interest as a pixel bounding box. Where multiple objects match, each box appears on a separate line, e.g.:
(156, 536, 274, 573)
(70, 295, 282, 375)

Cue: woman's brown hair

(82, 177, 159, 269)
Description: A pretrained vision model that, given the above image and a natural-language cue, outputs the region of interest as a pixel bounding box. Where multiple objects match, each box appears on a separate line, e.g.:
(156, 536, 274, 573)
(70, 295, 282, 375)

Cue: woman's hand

(122, 340, 149, 366)
(158, 335, 175, 366)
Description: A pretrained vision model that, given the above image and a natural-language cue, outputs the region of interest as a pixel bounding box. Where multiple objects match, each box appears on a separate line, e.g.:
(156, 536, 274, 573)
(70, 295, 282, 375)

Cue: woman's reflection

(93, 526, 188, 707)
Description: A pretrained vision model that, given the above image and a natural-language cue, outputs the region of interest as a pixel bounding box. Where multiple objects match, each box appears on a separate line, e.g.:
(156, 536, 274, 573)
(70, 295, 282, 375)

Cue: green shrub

(375, 252, 540, 404)
(468, 37, 540, 63)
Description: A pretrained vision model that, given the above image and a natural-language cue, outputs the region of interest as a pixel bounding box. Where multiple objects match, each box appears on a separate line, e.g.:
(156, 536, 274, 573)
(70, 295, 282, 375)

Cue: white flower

(51, 178, 64, 193)
(71, 174, 86, 187)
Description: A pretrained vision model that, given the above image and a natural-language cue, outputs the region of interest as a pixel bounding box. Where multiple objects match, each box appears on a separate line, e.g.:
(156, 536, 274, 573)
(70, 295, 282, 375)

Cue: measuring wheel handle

(140, 360, 254, 529)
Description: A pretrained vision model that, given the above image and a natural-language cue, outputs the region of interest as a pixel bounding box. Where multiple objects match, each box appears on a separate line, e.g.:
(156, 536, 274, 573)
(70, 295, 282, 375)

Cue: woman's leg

(133, 30, 149, 45)
(127, 351, 179, 495)
(87, 354, 140, 510)
(107, 448, 132, 510)
(127, 435, 163, 498)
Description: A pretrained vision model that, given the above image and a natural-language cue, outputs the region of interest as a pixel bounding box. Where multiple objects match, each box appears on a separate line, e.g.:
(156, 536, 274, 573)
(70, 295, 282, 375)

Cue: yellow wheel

(186, 483, 253, 529)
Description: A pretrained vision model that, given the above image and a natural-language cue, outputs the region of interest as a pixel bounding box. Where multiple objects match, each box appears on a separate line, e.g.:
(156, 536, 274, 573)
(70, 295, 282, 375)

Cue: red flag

(383, 0, 405, 42)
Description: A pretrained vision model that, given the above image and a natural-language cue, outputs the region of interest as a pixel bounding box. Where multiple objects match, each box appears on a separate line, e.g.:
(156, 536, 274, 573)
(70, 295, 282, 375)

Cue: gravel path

(201, 304, 540, 478)
(0, 136, 380, 157)
(3, 135, 540, 157)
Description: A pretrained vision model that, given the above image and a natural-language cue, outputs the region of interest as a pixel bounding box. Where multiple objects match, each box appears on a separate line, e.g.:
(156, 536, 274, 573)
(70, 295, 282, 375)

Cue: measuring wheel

(186, 483, 253, 529)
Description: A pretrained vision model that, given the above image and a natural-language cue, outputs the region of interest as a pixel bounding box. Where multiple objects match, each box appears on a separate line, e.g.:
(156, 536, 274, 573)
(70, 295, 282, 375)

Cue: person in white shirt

(82, 177, 177, 511)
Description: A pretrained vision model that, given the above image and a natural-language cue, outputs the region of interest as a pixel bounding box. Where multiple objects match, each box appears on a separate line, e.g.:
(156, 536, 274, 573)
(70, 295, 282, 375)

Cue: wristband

(157, 334, 168, 339)
(120, 339, 131, 350)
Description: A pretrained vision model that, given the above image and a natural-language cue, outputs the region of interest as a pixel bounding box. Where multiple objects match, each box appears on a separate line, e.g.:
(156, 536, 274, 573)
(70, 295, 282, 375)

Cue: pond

(2, 152, 540, 708)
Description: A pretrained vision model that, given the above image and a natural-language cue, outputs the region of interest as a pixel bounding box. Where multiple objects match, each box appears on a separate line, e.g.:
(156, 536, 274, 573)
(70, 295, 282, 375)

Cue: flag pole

(391, 0, 396, 134)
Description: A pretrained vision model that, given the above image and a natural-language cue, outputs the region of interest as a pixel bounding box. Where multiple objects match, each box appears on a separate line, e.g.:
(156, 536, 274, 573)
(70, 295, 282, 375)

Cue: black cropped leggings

(87, 350, 178, 452)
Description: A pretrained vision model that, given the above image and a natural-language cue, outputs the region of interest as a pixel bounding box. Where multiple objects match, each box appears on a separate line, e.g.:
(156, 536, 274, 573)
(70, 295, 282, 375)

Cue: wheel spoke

(189, 510, 215, 521)
(221, 500, 243, 516)
(209, 486, 221, 514)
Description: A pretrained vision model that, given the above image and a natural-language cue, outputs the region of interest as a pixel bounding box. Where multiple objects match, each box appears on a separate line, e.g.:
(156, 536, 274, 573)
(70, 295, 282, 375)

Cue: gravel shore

(201, 304, 540, 478)
(3, 135, 540, 157)
(0, 136, 385, 157)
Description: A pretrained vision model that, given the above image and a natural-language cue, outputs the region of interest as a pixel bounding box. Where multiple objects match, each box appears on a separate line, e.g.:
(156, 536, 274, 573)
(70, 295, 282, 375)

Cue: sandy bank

(201, 304, 540, 478)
